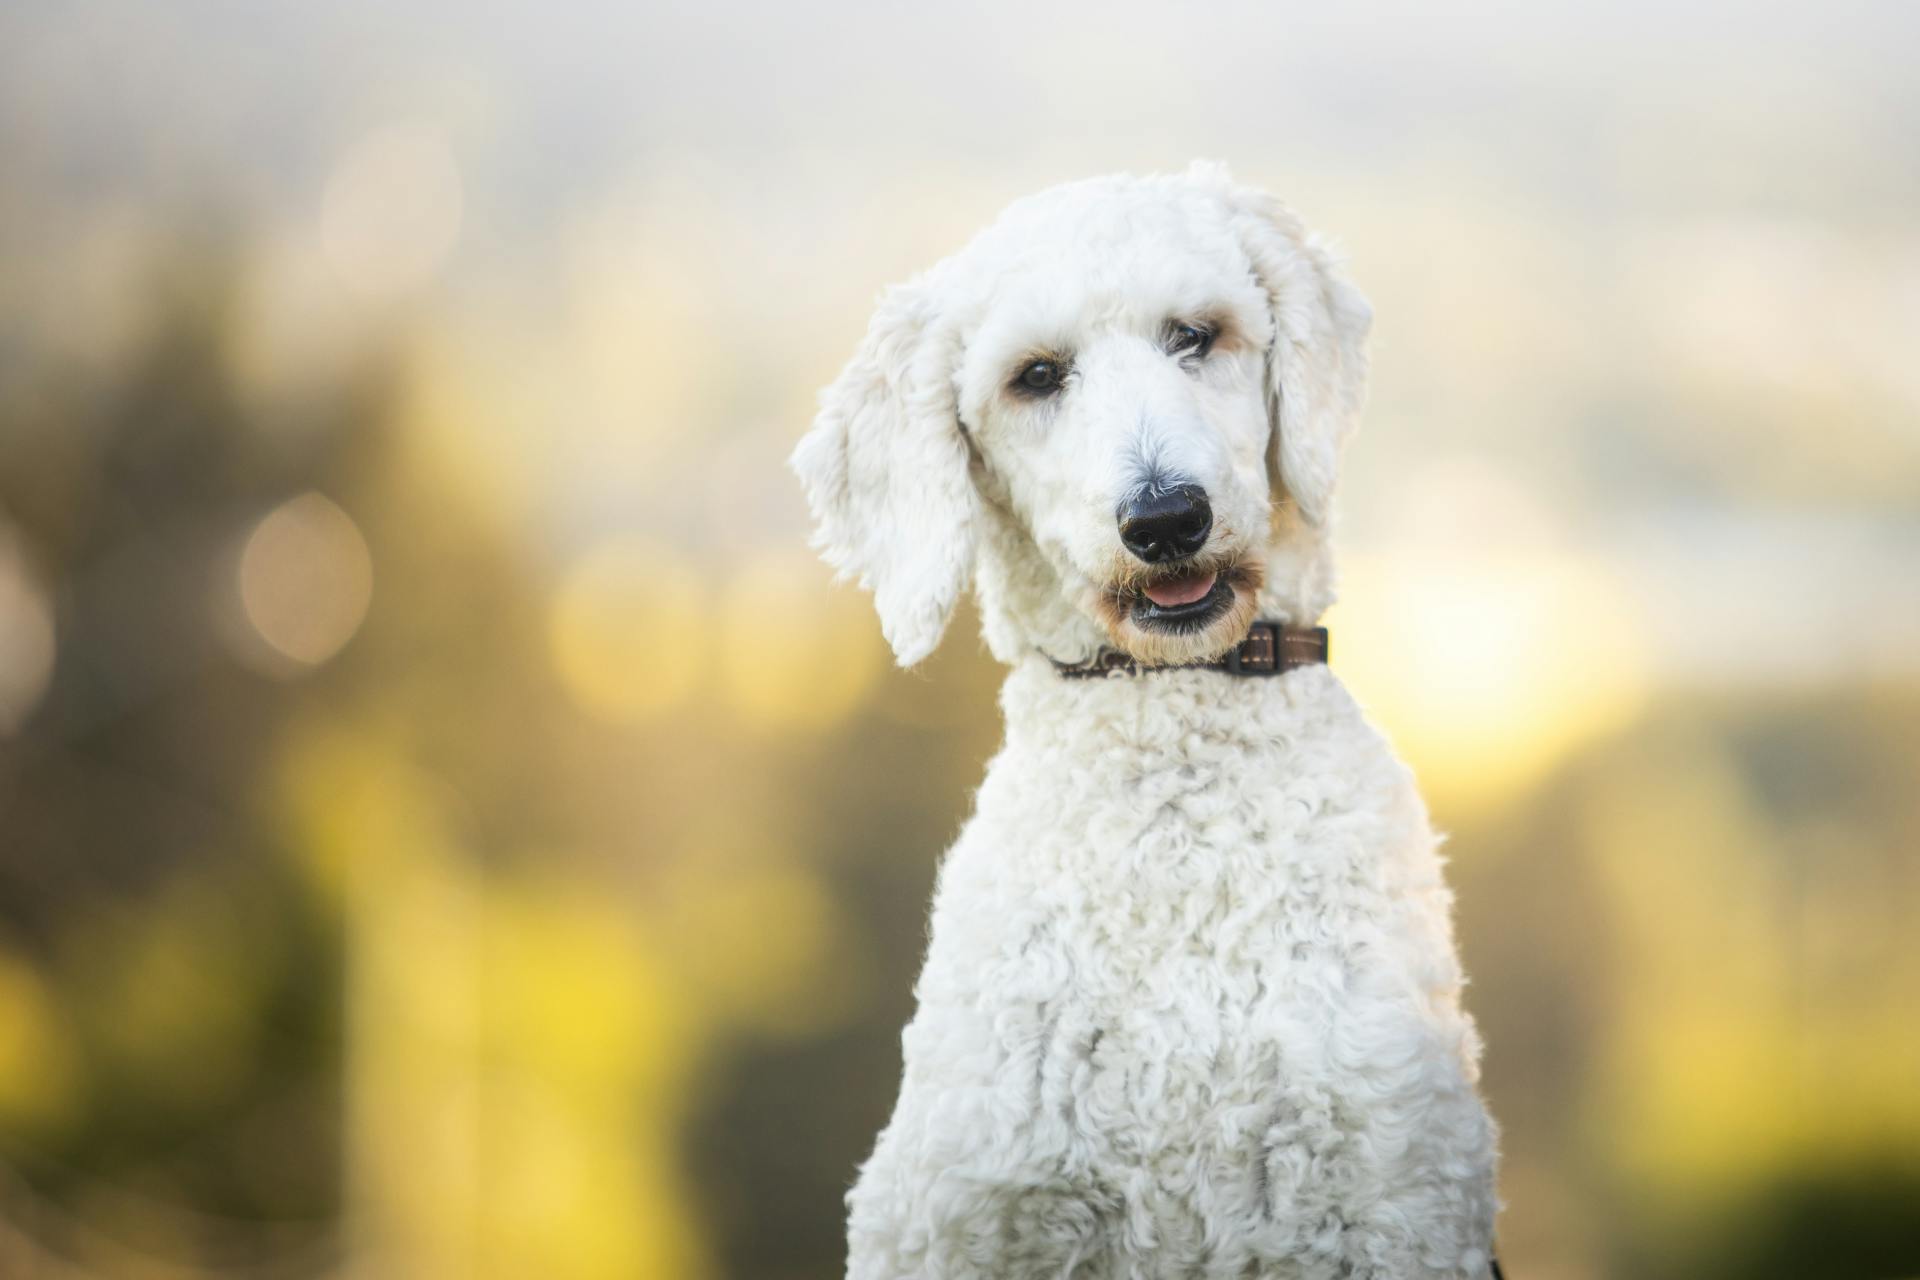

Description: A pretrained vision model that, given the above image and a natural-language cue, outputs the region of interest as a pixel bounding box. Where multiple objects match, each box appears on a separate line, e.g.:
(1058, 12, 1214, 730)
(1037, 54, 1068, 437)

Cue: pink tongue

(1143, 571, 1218, 608)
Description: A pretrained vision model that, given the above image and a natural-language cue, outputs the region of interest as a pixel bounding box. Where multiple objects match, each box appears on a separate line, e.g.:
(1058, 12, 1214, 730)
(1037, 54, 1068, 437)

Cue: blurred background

(1, 1, 1917, 1276)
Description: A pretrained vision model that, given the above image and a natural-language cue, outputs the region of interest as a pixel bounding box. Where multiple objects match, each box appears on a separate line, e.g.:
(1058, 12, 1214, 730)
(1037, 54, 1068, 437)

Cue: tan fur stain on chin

(1091, 558, 1266, 665)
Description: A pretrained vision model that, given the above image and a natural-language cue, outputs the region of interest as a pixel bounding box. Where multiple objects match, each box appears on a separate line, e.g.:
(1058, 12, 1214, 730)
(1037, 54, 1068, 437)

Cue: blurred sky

(6, 0, 1916, 712)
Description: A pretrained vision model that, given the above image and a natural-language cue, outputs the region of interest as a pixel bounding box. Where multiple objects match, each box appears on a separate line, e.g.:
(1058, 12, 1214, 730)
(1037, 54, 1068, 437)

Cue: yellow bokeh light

(0, 949, 79, 1131)
(717, 550, 884, 731)
(288, 731, 718, 1280)
(548, 539, 706, 722)
(478, 880, 710, 1279)
(235, 491, 375, 672)
(1334, 549, 1650, 811)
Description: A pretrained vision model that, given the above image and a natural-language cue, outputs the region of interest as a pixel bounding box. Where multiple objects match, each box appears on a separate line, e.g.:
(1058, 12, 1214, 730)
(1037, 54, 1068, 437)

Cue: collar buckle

(1223, 621, 1279, 675)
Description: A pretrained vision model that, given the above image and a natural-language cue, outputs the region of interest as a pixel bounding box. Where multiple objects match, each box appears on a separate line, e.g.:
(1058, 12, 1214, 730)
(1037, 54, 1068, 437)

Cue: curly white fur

(792, 163, 1499, 1279)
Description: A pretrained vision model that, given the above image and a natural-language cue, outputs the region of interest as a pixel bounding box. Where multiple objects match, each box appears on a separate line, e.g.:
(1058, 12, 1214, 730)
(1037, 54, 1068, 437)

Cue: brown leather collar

(1052, 621, 1328, 679)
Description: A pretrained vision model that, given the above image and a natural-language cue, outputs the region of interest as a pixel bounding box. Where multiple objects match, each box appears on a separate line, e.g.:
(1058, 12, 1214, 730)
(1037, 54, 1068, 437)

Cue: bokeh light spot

(718, 551, 884, 731)
(236, 492, 374, 671)
(548, 539, 706, 722)
(1335, 549, 1650, 811)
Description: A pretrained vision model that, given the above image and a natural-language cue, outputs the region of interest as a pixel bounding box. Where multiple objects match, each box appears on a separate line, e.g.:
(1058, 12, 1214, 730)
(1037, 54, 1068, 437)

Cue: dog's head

(791, 163, 1370, 667)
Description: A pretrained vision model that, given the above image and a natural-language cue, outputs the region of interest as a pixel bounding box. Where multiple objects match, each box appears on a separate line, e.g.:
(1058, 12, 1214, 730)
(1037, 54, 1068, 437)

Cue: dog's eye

(1014, 360, 1065, 395)
(1168, 322, 1215, 359)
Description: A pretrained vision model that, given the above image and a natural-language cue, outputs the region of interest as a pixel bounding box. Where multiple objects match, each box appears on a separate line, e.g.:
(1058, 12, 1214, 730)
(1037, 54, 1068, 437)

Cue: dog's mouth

(1132, 568, 1233, 631)
(1092, 557, 1262, 659)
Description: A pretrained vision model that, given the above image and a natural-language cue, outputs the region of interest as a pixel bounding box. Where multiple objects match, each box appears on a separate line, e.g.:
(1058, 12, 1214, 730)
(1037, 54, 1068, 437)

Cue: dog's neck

(970, 501, 1339, 668)
(991, 642, 1340, 771)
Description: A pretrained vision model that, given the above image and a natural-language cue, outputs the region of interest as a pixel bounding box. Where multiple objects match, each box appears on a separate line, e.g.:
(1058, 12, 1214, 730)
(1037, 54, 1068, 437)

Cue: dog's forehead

(987, 174, 1228, 250)
(945, 176, 1251, 322)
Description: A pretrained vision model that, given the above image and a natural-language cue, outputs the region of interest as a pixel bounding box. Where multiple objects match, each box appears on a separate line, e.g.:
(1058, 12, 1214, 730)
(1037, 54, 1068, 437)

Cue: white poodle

(791, 163, 1500, 1279)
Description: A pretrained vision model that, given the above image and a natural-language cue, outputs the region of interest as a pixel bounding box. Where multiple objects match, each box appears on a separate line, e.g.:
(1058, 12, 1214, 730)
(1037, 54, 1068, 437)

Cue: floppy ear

(1210, 172, 1372, 528)
(789, 280, 976, 667)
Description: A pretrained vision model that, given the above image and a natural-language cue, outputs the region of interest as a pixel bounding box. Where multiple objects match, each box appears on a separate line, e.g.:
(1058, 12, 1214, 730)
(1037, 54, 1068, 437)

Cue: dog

(791, 163, 1499, 1279)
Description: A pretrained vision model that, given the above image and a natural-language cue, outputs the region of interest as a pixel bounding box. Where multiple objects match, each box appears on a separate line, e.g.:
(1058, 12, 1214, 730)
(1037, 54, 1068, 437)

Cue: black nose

(1118, 484, 1212, 564)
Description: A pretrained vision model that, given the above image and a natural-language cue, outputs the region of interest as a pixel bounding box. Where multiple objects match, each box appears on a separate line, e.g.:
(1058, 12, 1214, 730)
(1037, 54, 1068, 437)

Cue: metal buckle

(1224, 622, 1278, 675)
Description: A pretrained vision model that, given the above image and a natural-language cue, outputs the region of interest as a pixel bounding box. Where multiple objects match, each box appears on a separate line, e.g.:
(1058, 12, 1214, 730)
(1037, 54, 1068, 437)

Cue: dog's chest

(909, 688, 1472, 1242)
(925, 845, 1460, 1273)
(869, 674, 1496, 1275)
